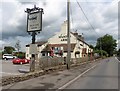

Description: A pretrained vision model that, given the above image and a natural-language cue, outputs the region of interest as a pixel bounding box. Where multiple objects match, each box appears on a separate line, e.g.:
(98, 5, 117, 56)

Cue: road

(2, 57, 119, 90)
(64, 57, 119, 89)
(1, 60, 30, 77)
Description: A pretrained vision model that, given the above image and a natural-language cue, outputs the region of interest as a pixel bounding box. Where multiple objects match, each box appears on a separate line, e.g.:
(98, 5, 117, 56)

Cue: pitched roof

(42, 43, 76, 52)
(36, 41, 47, 46)
(26, 41, 47, 47)
(70, 32, 90, 46)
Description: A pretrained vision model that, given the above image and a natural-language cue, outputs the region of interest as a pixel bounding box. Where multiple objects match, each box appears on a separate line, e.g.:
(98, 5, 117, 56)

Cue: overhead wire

(76, 0, 100, 37)
(75, 0, 103, 52)
(70, 2, 89, 34)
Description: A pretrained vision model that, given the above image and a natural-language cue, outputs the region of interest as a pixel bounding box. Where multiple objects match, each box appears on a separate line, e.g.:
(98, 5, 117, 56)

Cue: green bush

(94, 50, 108, 57)
(16, 52, 25, 59)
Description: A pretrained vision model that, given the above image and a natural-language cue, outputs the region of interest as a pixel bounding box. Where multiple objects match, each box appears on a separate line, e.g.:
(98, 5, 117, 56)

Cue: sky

(0, 0, 119, 51)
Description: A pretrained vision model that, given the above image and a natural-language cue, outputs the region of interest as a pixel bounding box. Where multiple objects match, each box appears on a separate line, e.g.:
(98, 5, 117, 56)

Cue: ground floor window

(42, 53, 45, 56)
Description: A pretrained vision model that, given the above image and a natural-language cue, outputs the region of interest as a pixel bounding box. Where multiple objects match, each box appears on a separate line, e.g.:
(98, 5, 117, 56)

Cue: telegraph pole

(67, 0, 71, 69)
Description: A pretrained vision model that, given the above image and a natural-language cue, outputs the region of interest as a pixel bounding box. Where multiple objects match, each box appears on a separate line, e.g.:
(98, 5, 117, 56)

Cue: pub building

(26, 21, 93, 60)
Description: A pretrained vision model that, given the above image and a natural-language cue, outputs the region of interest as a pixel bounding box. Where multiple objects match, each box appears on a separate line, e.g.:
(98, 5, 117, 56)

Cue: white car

(2, 54, 17, 60)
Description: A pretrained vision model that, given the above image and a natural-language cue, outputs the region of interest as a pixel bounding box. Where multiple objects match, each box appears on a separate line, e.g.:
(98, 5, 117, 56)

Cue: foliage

(95, 34, 117, 56)
(4, 46, 15, 54)
(18, 53, 25, 59)
(117, 49, 120, 57)
(89, 45, 94, 49)
(13, 52, 25, 59)
(94, 49, 108, 57)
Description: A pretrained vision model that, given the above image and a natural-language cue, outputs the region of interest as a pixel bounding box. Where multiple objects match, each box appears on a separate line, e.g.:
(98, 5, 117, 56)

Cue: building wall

(26, 47, 31, 59)
(37, 43, 48, 59)
(26, 21, 93, 59)
(47, 21, 77, 58)
(26, 43, 48, 60)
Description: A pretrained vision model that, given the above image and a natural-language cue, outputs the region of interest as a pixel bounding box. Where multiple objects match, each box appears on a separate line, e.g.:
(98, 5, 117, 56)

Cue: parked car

(12, 58, 30, 64)
(2, 54, 17, 60)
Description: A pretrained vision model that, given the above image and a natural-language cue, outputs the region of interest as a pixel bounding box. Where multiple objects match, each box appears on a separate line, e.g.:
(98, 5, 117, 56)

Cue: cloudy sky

(1, 0, 119, 51)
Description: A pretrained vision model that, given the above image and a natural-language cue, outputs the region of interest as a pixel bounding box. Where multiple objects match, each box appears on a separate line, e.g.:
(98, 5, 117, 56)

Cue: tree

(89, 45, 94, 49)
(15, 40, 21, 52)
(117, 48, 120, 57)
(95, 34, 117, 56)
(4, 46, 15, 54)
(94, 49, 108, 57)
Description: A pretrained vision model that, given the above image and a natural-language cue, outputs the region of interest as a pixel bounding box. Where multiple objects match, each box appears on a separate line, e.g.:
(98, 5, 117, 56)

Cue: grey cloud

(70, 3, 105, 31)
(102, 5, 118, 23)
(103, 14, 117, 23)
(2, 36, 31, 51)
(17, 0, 43, 5)
(2, 1, 65, 40)
(2, 16, 27, 39)
(1, 1, 118, 50)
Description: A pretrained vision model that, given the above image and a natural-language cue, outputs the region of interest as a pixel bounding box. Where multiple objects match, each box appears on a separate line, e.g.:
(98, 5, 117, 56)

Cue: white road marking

(115, 57, 120, 63)
(58, 64, 98, 89)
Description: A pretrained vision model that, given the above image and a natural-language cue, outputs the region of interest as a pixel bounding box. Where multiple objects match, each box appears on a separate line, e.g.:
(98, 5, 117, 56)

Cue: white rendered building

(26, 21, 93, 59)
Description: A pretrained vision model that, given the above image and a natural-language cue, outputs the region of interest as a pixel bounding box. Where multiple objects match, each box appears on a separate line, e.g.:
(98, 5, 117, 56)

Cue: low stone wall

(1, 65, 67, 86)
(2, 70, 43, 86)
(1, 58, 102, 86)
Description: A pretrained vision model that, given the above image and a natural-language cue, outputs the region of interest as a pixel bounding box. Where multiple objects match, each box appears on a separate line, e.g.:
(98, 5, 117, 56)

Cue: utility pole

(67, 0, 71, 69)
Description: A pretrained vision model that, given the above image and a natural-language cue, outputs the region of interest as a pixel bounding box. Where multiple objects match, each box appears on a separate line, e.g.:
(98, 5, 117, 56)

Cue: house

(26, 21, 93, 59)
(26, 41, 48, 59)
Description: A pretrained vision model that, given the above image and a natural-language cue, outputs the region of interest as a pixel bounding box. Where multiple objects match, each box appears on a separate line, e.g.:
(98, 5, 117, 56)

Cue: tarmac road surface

(1, 60, 29, 77)
(2, 57, 119, 90)
(64, 57, 119, 89)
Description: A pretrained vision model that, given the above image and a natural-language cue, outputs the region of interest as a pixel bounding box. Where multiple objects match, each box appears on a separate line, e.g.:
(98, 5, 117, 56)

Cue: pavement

(1, 57, 119, 90)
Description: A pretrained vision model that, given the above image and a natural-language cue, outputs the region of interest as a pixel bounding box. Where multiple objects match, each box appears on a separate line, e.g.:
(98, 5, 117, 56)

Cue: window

(61, 38, 67, 41)
(42, 53, 45, 56)
(27, 54, 29, 57)
(61, 47, 63, 50)
(4, 54, 12, 56)
(80, 44, 83, 46)
(63, 39, 67, 41)
(52, 47, 54, 50)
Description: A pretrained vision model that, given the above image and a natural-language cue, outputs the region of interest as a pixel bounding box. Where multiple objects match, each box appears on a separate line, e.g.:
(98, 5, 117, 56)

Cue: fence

(38, 56, 64, 70)
(35, 55, 98, 70)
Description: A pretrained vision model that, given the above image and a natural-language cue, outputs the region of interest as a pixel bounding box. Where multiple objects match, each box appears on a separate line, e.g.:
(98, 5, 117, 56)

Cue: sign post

(25, 5, 44, 72)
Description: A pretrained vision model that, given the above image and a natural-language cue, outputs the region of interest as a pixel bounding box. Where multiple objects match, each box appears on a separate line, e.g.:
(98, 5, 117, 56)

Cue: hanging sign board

(27, 12, 42, 32)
